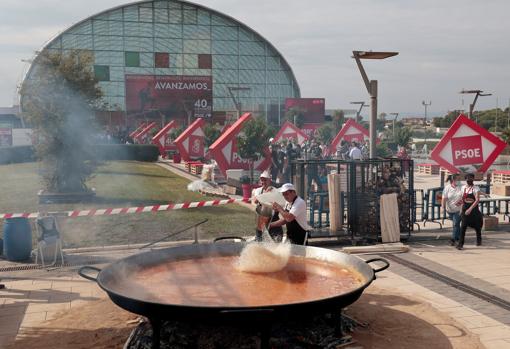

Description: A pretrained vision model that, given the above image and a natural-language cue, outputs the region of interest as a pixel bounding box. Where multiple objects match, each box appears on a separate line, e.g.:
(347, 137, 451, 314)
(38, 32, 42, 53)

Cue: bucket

(241, 184, 252, 200)
(3, 217, 33, 261)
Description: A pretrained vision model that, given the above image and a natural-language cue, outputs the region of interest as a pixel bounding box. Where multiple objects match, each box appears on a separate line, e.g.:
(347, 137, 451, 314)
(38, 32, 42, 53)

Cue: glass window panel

(169, 8, 182, 24)
(212, 26, 238, 41)
(109, 21, 123, 36)
(212, 69, 238, 83)
(94, 65, 110, 81)
(95, 36, 122, 51)
(168, 24, 182, 38)
(138, 37, 154, 52)
(140, 52, 154, 67)
(266, 56, 281, 70)
(109, 66, 124, 81)
(170, 54, 183, 68)
(155, 52, 169, 68)
(109, 51, 124, 65)
(197, 10, 210, 25)
(238, 27, 253, 42)
(125, 51, 140, 67)
(62, 34, 92, 49)
(154, 23, 168, 37)
(93, 20, 109, 35)
(139, 6, 153, 22)
(184, 40, 211, 54)
(212, 40, 238, 55)
(183, 54, 198, 68)
(240, 70, 265, 84)
(108, 9, 123, 21)
(247, 85, 265, 98)
(124, 22, 140, 37)
(168, 1, 181, 9)
(183, 9, 198, 24)
(183, 25, 210, 40)
(139, 23, 154, 37)
(125, 67, 154, 75)
(211, 14, 235, 26)
(239, 56, 264, 70)
(212, 84, 228, 98)
(47, 38, 62, 50)
(69, 20, 92, 35)
(198, 54, 212, 69)
(266, 70, 281, 84)
(154, 1, 168, 9)
(94, 51, 110, 65)
(212, 55, 238, 69)
(155, 68, 179, 75)
(155, 8, 168, 23)
(239, 41, 265, 56)
(267, 85, 281, 98)
(154, 37, 182, 53)
(123, 6, 138, 21)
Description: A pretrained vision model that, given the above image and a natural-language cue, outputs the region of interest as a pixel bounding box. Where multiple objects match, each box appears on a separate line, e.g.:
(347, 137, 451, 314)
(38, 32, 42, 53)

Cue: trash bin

(3, 217, 33, 261)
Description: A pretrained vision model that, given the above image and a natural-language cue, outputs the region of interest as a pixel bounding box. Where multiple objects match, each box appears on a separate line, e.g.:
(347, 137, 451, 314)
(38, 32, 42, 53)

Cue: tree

(501, 127, 510, 145)
(317, 123, 334, 144)
(394, 126, 413, 148)
(284, 106, 305, 128)
(331, 110, 345, 133)
(20, 50, 103, 193)
(237, 117, 272, 182)
(203, 123, 222, 148)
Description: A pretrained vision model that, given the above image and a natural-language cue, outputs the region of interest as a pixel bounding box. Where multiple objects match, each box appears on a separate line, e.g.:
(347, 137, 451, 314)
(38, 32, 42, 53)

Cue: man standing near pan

(270, 183, 311, 245)
(252, 170, 283, 242)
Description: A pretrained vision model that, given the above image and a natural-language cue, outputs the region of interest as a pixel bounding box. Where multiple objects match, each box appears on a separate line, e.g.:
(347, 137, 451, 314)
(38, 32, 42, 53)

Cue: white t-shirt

(284, 196, 312, 231)
(442, 184, 463, 213)
(349, 147, 362, 160)
(460, 185, 480, 200)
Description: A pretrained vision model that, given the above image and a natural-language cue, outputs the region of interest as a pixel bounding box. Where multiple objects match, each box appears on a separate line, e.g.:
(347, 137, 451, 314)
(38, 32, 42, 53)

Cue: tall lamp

(352, 50, 398, 158)
(460, 89, 491, 123)
(389, 112, 399, 141)
(228, 86, 251, 120)
(350, 101, 369, 122)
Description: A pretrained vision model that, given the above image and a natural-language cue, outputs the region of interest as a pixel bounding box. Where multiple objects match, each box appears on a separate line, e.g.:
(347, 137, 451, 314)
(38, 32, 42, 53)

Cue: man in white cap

(252, 170, 283, 242)
(270, 183, 311, 245)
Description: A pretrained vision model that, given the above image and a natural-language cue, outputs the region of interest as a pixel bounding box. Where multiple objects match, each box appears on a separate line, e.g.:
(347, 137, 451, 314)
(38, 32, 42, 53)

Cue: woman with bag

(457, 173, 483, 250)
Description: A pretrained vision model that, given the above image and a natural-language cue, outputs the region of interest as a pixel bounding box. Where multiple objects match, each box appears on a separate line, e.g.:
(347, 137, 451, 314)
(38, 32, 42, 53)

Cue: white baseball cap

(278, 183, 295, 193)
(259, 170, 271, 179)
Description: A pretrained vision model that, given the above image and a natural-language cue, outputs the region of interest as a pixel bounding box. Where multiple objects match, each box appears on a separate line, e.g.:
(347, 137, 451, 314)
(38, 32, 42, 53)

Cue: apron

(461, 187, 482, 230)
(284, 197, 307, 245)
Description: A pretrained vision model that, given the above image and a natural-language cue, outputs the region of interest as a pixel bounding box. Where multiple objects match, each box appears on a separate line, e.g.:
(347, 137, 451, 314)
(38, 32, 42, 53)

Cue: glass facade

(32, 0, 300, 124)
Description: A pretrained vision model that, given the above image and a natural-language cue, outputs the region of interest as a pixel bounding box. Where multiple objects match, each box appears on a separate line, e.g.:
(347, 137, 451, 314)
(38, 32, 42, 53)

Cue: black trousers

(458, 209, 482, 247)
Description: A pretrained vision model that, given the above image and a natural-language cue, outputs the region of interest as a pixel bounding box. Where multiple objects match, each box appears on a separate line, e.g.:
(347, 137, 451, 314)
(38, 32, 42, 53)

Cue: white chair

(35, 215, 64, 267)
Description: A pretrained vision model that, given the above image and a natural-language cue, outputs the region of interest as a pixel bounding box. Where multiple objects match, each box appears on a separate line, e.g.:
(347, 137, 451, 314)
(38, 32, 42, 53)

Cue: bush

(0, 146, 35, 164)
(92, 144, 159, 162)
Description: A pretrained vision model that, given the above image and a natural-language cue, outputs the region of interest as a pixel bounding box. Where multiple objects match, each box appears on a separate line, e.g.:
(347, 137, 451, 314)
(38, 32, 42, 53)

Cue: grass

(0, 161, 255, 248)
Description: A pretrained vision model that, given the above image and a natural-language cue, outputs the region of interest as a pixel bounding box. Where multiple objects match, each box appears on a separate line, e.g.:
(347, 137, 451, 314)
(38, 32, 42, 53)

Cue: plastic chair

(35, 215, 64, 267)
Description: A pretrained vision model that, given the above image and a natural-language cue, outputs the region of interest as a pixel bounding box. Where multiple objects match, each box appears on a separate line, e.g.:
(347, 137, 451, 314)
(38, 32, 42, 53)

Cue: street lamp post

(228, 86, 251, 120)
(422, 100, 431, 125)
(460, 89, 492, 123)
(352, 50, 398, 158)
(389, 112, 398, 141)
(350, 101, 369, 123)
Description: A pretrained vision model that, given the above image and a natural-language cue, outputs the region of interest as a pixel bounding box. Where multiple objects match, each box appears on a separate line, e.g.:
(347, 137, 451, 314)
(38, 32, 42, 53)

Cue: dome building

(23, 0, 300, 127)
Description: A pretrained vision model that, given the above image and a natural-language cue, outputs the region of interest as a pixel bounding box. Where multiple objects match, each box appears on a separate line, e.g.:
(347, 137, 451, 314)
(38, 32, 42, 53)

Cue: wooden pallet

(441, 168, 484, 181)
(492, 170, 510, 184)
(185, 161, 202, 172)
(417, 163, 440, 175)
(190, 163, 204, 175)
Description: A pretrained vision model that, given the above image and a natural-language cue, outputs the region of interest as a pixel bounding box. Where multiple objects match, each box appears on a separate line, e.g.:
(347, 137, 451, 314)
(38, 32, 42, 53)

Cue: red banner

(284, 98, 325, 124)
(125, 75, 212, 119)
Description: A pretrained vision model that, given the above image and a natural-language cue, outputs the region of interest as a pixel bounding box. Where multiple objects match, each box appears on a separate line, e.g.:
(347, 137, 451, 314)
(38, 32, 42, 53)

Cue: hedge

(0, 144, 159, 164)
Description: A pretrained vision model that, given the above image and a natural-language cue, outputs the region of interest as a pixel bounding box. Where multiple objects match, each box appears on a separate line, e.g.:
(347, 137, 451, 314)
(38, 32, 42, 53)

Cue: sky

(1, 0, 510, 117)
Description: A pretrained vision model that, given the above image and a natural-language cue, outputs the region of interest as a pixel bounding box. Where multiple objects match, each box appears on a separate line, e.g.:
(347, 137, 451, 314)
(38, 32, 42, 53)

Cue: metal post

(193, 226, 198, 244)
(369, 80, 378, 159)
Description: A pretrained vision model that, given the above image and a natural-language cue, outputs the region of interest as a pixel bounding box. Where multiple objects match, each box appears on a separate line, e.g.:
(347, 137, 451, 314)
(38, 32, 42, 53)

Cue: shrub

(0, 146, 36, 164)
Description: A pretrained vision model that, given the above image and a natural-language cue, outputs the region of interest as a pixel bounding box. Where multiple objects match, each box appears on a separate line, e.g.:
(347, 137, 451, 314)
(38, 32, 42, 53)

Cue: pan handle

(78, 266, 102, 282)
(365, 258, 390, 274)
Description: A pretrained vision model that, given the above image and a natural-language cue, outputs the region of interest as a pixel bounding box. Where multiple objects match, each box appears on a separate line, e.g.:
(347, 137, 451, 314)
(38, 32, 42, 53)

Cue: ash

(125, 312, 359, 349)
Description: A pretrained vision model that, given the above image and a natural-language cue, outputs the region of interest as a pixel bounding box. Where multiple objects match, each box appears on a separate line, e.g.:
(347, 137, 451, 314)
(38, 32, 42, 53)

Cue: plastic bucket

(3, 217, 32, 261)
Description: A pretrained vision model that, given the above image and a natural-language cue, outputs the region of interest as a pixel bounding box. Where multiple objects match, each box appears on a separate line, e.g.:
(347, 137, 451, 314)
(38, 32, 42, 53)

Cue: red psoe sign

(328, 119, 369, 155)
(209, 113, 271, 175)
(174, 118, 205, 161)
(272, 121, 309, 145)
(430, 114, 507, 173)
(151, 120, 179, 158)
(133, 122, 158, 144)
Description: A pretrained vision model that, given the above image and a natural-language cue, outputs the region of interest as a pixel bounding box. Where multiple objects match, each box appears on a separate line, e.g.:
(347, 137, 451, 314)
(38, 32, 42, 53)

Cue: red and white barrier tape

(0, 198, 250, 220)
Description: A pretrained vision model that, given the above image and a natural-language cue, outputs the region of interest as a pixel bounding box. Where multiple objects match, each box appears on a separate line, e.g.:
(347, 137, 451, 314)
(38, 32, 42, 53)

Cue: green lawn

(0, 161, 255, 248)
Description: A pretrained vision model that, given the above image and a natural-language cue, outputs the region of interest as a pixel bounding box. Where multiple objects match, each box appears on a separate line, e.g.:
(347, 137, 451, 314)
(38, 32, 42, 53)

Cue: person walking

(441, 174, 463, 246)
(457, 173, 483, 250)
